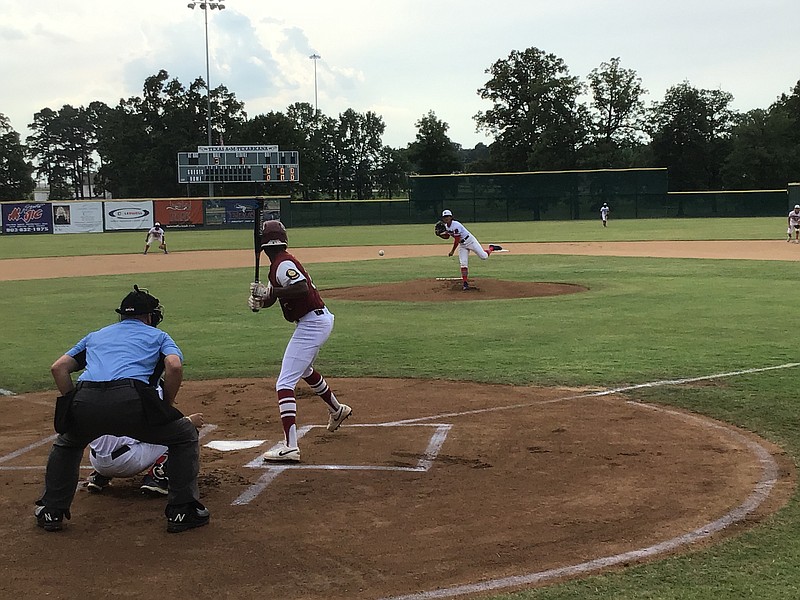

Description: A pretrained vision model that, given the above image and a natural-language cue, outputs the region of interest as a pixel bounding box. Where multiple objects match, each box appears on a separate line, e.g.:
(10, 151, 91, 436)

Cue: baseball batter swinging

(248, 220, 352, 462)
(436, 209, 498, 290)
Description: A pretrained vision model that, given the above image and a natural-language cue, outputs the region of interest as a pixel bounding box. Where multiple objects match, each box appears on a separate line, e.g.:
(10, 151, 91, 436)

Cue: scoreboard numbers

(177, 145, 300, 184)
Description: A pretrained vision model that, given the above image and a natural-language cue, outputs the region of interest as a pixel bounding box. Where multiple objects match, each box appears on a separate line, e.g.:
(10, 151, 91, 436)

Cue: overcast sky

(1, 0, 798, 150)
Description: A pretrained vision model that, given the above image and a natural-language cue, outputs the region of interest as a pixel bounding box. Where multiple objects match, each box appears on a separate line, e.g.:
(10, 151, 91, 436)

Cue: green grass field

(2, 217, 799, 599)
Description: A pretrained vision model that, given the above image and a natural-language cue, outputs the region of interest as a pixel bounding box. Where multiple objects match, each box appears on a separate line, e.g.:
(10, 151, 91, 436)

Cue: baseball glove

(158, 243, 166, 250)
(434, 221, 447, 237)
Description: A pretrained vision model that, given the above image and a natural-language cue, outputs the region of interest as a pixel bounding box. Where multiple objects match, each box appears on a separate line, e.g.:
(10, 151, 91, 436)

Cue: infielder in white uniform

(144, 222, 168, 254)
(600, 203, 610, 227)
(788, 205, 800, 242)
(86, 413, 204, 496)
(437, 210, 498, 290)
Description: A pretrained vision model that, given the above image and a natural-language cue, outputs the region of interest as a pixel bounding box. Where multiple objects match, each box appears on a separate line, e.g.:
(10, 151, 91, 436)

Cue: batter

(248, 220, 352, 462)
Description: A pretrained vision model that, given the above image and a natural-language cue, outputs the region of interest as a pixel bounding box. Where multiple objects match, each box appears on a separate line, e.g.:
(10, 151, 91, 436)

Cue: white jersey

(445, 219, 473, 243)
(445, 219, 488, 267)
(789, 210, 800, 227)
(147, 227, 165, 241)
(601, 206, 610, 219)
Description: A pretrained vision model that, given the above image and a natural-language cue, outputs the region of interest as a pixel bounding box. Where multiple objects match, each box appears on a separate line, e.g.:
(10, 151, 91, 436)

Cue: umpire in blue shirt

(35, 285, 209, 533)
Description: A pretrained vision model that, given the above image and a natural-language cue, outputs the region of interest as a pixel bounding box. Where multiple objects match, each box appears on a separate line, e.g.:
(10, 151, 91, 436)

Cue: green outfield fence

(278, 169, 792, 226)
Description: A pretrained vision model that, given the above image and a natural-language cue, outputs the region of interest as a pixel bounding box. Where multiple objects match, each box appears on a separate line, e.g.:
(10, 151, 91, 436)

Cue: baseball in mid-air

(378, 250, 385, 256)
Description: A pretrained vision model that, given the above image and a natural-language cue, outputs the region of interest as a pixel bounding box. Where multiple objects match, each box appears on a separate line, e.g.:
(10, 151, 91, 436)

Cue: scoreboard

(177, 145, 300, 184)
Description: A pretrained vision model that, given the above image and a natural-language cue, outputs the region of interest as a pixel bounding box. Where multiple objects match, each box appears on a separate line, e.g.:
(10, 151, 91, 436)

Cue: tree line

(1, 46, 799, 202)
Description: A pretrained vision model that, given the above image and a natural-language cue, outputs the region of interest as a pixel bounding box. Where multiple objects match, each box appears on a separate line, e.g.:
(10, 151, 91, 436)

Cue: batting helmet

(261, 220, 288, 248)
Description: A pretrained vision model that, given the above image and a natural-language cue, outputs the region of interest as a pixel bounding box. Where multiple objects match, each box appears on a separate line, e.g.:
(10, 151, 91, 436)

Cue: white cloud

(1, 0, 798, 149)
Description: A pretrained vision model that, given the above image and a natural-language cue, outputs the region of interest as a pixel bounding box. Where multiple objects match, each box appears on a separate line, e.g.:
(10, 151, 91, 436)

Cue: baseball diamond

(0, 241, 796, 600)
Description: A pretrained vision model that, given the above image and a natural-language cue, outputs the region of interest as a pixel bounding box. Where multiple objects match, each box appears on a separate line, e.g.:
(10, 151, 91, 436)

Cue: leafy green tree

(374, 146, 410, 198)
(474, 47, 589, 171)
(331, 109, 385, 199)
(584, 57, 647, 167)
(95, 70, 246, 197)
(0, 114, 35, 200)
(406, 110, 463, 174)
(648, 81, 736, 191)
(27, 106, 96, 200)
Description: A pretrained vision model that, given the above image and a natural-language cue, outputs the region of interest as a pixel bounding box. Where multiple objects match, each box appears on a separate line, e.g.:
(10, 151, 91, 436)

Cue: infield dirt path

(1, 239, 798, 281)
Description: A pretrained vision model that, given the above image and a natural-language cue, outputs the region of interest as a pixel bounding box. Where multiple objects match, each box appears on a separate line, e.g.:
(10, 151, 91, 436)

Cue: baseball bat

(251, 198, 264, 312)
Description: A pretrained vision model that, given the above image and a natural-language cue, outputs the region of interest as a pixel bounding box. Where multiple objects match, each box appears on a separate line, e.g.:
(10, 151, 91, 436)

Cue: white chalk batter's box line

(231, 423, 452, 506)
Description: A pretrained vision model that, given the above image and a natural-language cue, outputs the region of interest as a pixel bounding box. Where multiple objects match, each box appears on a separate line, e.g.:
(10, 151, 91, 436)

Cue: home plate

(205, 440, 265, 451)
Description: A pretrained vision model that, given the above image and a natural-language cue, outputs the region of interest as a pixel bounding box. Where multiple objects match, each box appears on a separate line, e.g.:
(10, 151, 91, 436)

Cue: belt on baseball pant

(91, 444, 131, 460)
(295, 308, 326, 323)
(459, 235, 470, 243)
(78, 379, 139, 390)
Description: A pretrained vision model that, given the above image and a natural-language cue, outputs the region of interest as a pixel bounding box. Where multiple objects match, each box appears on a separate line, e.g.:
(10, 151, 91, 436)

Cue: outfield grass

(1, 221, 799, 599)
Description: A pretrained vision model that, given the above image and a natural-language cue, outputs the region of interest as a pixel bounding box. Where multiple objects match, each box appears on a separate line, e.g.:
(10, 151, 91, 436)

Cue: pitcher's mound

(324, 278, 588, 302)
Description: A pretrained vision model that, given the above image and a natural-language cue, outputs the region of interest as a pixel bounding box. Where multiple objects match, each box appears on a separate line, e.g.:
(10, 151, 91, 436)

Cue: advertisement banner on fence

(223, 198, 258, 225)
(1, 202, 53, 234)
(104, 201, 154, 230)
(153, 199, 204, 228)
(53, 202, 104, 234)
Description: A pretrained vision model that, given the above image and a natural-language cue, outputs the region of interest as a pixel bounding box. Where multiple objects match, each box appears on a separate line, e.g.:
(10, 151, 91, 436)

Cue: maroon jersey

(268, 250, 325, 322)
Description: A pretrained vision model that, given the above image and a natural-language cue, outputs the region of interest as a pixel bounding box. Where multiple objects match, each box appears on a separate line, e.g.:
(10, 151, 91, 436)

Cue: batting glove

(247, 295, 262, 311)
(250, 281, 271, 298)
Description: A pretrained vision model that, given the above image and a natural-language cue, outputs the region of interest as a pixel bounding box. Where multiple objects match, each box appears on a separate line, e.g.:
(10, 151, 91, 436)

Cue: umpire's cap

(116, 285, 160, 317)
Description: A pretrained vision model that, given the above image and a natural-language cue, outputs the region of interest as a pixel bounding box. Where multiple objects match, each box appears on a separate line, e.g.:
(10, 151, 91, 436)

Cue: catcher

(435, 210, 502, 290)
(143, 222, 168, 255)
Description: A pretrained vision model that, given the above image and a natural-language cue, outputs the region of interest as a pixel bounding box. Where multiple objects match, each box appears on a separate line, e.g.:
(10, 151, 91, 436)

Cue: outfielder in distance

(248, 220, 352, 462)
(601, 202, 610, 227)
(435, 209, 503, 291)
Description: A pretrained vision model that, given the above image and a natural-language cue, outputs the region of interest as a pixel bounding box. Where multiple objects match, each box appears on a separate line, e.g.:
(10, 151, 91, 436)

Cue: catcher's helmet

(261, 220, 288, 248)
(116, 285, 164, 327)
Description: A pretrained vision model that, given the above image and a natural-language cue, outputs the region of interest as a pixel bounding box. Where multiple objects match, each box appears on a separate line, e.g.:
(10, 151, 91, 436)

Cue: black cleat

(165, 501, 210, 533)
(34, 506, 70, 532)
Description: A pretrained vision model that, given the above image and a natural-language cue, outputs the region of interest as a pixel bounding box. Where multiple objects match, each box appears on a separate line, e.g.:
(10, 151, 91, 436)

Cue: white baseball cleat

(327, 404, 352, 432)
(263, 444, 300, 463)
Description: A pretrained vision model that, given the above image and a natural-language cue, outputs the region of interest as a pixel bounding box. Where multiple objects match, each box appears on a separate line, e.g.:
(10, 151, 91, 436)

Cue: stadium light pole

(309, 53, 321, 112)
(187, 1, 226, 197)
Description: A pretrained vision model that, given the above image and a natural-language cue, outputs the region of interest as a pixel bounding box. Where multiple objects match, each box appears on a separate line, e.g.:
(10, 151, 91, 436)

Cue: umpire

(35, 285, 209, 533)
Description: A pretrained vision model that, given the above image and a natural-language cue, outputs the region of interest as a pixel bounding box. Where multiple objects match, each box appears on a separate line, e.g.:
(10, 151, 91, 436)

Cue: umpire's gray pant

(38, 381, 200, 510)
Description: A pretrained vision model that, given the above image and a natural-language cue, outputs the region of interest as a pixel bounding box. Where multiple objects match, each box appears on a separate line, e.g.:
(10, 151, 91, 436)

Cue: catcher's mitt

(434, 221, 447, 237)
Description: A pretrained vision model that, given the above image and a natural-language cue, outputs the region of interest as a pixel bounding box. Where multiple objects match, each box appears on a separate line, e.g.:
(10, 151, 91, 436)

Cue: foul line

(387, 362, 800, 426)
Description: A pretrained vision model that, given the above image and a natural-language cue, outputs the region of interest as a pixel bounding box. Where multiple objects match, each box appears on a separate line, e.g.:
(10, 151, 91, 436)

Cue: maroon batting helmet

(261, 220, 288, 248)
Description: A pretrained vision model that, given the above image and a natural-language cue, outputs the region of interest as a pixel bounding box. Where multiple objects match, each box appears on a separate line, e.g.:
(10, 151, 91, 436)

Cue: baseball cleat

(327, 404, 352, 432)
(86, 471, 112, 493)
(140, 473, 169, 496)
(263, 444, 301, 462)
(34, 506, 70, 532)
(165, 501, 210, 533)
